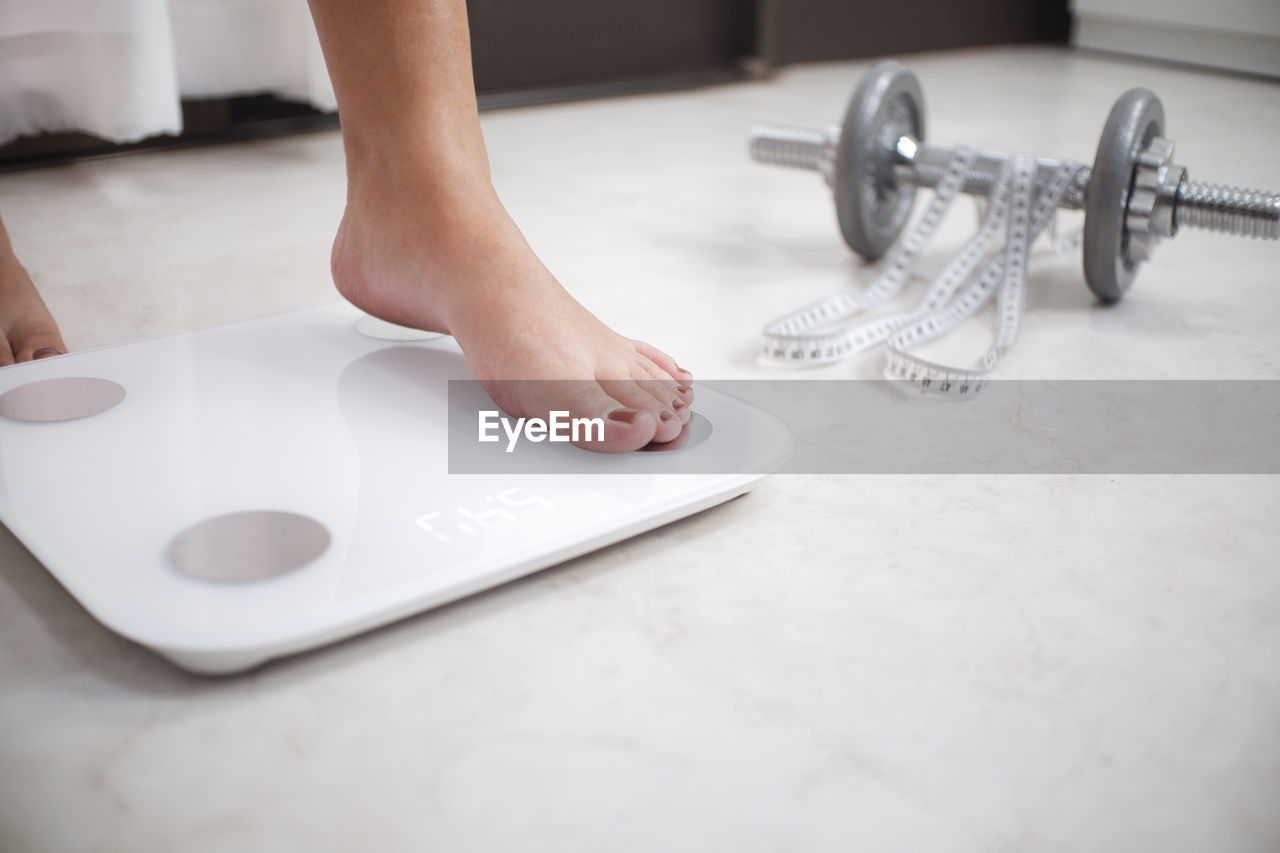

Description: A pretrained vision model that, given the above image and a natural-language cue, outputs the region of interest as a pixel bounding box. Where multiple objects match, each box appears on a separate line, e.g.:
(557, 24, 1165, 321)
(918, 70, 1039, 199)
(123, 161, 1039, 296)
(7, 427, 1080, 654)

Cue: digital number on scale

(413, 488, 555, 543)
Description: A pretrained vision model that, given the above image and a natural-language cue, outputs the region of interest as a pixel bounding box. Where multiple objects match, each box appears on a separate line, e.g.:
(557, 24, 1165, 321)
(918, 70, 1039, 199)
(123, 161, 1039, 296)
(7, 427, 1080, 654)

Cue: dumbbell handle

(749, 124, 1280, 240)
(903, 138, 1090, 209)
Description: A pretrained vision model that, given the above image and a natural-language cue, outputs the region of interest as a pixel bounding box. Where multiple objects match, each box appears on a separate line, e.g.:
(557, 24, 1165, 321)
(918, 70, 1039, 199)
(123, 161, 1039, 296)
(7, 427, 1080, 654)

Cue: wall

(1072, 0, 1280, 78)
(758, 0, 1071, 65)
(0, 0, 1073, 168)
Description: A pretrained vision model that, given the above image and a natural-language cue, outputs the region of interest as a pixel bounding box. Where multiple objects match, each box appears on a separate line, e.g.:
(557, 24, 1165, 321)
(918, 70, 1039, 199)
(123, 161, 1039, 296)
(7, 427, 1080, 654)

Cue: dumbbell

(749, 61, 1280, 303)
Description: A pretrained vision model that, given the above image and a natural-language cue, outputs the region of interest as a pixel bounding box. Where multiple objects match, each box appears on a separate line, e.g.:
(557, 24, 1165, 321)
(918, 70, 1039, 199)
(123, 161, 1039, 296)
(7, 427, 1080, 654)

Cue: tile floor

(1, 46, 1278, 852)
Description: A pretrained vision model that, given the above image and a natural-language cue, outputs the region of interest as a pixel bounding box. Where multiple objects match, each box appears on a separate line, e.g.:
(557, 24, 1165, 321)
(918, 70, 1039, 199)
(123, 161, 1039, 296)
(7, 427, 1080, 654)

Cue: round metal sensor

(0, 377, 126, 423)
(169, 510, 330, 582)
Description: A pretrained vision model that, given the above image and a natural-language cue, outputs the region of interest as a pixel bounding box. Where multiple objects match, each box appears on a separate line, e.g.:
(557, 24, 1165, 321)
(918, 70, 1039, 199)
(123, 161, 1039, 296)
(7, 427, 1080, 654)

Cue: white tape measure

(761, 148, 1085, 397)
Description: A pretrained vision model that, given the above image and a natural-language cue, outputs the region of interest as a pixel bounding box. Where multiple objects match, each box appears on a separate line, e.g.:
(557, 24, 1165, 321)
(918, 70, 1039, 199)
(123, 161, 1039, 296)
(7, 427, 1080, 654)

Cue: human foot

(330, 177, 693, 453)
(1, 225, 66, 366)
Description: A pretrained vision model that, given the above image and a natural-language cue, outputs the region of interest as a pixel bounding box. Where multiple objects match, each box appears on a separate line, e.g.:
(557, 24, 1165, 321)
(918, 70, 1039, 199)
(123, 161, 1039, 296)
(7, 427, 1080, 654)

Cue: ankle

(344, 134, 492, 202)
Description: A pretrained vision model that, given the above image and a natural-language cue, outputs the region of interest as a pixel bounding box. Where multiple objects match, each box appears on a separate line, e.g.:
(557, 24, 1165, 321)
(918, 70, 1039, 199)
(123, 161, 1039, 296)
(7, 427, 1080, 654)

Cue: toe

(634, 360, 692, 425)
(483, 378, 660, 453)
(598, 377, 682, 444)
(633, 341, 693, 419)
(633, 340, 692, 386)
(13, 328, 66, 362)
(2, 295, 66, 364)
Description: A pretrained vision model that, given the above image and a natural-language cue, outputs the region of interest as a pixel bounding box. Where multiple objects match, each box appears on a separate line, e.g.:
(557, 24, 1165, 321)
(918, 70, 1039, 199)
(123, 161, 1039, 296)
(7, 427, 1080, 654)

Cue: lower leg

(305, 0, 691, 451)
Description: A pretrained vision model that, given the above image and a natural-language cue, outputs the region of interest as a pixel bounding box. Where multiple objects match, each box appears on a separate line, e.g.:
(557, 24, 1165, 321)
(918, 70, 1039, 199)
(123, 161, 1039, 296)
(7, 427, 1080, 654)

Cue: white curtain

(0, 0, 335, 146)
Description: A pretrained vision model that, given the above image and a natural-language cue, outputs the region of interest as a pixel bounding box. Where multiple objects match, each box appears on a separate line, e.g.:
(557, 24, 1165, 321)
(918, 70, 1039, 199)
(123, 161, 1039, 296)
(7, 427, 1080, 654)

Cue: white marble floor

(1, 46, 1278, 852)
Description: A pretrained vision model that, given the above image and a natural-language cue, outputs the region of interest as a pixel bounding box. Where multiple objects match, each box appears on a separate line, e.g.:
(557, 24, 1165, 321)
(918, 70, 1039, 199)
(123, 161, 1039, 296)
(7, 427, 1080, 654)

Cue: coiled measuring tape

(761, 149, 1086, 397)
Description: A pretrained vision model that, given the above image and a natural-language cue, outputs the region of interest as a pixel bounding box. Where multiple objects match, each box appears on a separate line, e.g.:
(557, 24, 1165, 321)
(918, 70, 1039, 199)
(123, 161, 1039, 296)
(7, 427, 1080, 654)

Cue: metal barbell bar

(750, 61, 1279, 303)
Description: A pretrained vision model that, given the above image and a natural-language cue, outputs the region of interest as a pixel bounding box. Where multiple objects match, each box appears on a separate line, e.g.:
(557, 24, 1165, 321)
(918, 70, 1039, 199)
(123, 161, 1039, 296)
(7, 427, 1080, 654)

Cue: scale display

(0, 304, 790, 674)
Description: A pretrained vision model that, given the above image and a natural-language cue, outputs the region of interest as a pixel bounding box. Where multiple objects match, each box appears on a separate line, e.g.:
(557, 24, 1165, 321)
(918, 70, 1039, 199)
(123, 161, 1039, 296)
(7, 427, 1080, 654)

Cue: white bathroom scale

(0, 303, 790, 674)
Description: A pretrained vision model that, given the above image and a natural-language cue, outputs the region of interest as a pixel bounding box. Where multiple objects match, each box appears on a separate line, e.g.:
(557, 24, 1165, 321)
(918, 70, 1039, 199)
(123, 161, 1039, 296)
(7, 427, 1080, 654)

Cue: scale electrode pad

(0, 303, 790, 674)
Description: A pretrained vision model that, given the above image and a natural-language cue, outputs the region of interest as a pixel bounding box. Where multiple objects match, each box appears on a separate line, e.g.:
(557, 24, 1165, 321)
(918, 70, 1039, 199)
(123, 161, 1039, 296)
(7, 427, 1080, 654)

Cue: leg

(305, 0, 692, 452)
(0, 214, 66, 366)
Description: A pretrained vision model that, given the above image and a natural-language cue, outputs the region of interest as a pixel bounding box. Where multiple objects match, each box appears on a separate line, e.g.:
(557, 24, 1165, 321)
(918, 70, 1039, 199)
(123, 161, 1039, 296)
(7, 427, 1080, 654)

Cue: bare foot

(331, 171, 693, 453)
(1, 220, 66, 367)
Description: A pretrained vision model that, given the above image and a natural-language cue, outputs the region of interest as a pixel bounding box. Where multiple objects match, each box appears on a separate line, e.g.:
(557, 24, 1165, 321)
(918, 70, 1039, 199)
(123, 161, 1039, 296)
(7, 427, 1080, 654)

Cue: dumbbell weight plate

(1083, 88, 1164, 303)
(835, 61, 926, 261)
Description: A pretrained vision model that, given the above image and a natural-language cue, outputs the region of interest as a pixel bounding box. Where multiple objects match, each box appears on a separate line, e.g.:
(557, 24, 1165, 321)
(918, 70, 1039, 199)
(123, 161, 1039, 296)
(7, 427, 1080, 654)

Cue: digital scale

(0, 303, 790, 674)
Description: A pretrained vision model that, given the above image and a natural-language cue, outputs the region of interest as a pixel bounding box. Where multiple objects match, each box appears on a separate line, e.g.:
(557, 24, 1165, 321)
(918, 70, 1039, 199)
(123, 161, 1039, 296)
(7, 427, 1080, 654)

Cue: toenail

(676, 384, 691, 394)
(677, 368, 693, 380)
(672, 400, 686, 411)
(608, 408, 642, 424)
(659, 410, 675, 423)
(33, 348, 63, 360)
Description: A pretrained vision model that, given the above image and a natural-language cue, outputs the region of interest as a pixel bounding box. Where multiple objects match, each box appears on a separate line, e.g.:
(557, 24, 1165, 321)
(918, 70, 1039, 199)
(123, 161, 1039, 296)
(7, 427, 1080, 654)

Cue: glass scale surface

(0, 303, 790, 674)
